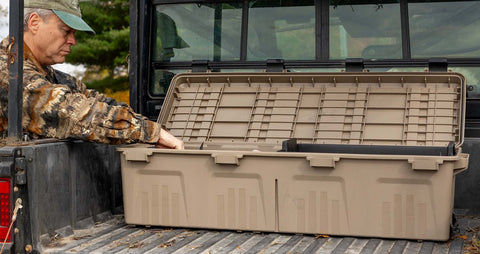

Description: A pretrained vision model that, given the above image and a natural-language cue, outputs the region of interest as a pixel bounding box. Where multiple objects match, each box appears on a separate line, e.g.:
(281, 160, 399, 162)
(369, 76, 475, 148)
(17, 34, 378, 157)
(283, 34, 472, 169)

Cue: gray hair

(24, 8, 55, 31)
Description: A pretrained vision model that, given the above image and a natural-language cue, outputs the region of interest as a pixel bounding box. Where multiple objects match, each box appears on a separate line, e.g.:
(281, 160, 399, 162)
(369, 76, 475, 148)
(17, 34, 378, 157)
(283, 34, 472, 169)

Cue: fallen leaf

(459, 235, 468, 240)
(73, 235, 90, 241)
(189, 244, 203, 250)
(315, 234, 329, 239)
(158, 239, 176, 248)
(133, 231, 146, 238)
(129, 241, 146, 249)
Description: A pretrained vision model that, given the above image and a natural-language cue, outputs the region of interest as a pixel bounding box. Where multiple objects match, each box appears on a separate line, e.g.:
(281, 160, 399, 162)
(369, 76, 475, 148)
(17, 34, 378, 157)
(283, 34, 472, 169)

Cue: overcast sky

(0, 0, 85, 74)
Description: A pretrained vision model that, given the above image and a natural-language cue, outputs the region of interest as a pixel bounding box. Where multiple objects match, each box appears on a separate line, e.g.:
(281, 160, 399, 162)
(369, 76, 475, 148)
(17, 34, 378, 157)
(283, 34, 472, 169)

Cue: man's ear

(26, 13, 42, 33)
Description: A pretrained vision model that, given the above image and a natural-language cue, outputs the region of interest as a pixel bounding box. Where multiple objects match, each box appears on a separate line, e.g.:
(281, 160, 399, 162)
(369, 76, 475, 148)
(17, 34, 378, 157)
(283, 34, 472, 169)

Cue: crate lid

(158, 72, 466, 148)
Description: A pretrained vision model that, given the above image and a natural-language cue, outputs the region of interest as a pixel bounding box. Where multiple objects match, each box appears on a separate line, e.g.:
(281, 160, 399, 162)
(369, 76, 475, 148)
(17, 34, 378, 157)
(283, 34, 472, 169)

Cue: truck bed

(41, 214, 478, 254)
(8, 141, 478, 253)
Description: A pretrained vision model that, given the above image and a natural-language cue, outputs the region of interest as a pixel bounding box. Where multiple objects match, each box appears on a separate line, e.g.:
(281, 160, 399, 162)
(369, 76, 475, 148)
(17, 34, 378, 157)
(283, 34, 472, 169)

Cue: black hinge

(191, 60, 209, 73)
(15, 157, 25, 170)
(428, 58, 448, 72)
(266, 59, 285, 72)
(0, 147, 21, 177)
(345, 58, 365, 72)
(15, 157, 26, 185)
(0, 160, 13, 178)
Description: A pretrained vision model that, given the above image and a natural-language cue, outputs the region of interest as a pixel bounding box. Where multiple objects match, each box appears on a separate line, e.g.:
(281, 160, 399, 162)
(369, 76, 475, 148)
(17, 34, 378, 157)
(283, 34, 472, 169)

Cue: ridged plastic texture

(119, 72, 469, 241)
(119, 148, 468, 241)
(159, 73, 465, 147)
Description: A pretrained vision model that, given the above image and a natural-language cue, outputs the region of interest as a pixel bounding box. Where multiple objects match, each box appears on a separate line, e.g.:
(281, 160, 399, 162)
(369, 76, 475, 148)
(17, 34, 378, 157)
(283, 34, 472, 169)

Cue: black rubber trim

(280, 138, 455, 156)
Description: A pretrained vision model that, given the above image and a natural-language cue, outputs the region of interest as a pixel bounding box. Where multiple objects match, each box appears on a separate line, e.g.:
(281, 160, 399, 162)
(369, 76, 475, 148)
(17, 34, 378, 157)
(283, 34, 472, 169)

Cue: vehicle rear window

(246, 0, 315, 60)
(408, 0, 480, 58)
(329, 1, 402, 60)
(153, 3, 243, 62)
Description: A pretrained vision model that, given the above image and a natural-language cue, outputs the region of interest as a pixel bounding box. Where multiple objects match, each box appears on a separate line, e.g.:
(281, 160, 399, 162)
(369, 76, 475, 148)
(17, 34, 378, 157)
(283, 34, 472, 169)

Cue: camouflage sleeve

(53, 69, 124, 106)
(23, 73, 161, 144)
(83, 87, 124, 106)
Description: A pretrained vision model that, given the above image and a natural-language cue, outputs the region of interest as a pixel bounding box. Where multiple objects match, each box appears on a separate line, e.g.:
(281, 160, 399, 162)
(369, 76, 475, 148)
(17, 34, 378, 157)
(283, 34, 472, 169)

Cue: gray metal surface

(22, 141, 123, 251)
(7, 0, 24, 140)
(40, 215, 477, 254)
(18, 138, 478, 253)
(455, 137, 480, 214)
(17, 136, 479, 254)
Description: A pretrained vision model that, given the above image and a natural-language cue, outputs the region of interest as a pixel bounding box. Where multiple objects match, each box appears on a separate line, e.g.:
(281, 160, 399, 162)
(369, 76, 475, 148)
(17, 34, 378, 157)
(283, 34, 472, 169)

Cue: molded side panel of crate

(119, 147, 468, 240)
(276, 156, 466, 240)
(119, 72, 468, 241)
(120, 149, 276, 231)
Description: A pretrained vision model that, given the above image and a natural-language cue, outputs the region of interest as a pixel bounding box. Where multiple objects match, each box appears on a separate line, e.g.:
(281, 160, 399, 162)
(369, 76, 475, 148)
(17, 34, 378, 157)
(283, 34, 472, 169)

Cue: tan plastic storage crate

(118, 72, 469, 240)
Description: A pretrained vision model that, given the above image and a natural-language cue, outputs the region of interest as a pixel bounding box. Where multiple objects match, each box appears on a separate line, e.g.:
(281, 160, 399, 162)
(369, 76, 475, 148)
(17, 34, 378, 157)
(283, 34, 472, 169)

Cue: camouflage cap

(25, 0, 95, 35)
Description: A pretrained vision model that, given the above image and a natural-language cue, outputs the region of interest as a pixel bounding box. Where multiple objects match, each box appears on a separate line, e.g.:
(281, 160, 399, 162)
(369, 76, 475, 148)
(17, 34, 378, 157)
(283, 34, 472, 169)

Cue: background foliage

(66, 0, 130, 104)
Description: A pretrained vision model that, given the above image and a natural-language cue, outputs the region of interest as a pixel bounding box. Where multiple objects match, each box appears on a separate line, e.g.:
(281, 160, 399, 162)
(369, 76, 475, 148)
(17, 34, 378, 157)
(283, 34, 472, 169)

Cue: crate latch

(428, 58, 448, 72)
(211, 153, 243, 165)
(307, 156, 339, 168)
(345, 58, 364, 72)
(266, 59, 285, 72)
(192, 60, 209, 73)
(408, 158, 443, 171)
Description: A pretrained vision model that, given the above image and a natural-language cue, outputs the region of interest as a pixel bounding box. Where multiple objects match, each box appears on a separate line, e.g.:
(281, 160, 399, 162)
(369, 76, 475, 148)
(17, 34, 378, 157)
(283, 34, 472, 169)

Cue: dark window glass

(153, 3, 243, 62)
(449, 67, 480, 94)
(151, 69, 188, 96)
(329, 1, 402, 59)
(409, 0, 480, 58)
(247, 0, 315, 60)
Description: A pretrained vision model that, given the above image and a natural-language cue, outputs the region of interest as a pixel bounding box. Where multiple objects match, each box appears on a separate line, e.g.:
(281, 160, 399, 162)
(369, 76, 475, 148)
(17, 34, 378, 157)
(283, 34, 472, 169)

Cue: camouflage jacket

(0, 38, 161, 144)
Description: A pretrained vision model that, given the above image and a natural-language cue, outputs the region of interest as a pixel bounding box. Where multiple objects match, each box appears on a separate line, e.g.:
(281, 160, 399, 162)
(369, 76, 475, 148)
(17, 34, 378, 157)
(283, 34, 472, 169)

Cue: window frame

(148, 0, 480, 71)
(129, 0, 480, 128)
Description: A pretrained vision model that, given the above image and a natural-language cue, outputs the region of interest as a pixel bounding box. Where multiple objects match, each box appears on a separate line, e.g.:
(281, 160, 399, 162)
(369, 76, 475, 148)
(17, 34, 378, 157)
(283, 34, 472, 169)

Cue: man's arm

(52, 68, 125, 106)
(23, 73, 183, 148)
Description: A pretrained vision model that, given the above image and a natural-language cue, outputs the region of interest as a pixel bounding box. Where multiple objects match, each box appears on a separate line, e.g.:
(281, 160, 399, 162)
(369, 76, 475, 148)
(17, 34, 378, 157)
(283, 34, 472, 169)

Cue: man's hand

(156, 128, 184, 149)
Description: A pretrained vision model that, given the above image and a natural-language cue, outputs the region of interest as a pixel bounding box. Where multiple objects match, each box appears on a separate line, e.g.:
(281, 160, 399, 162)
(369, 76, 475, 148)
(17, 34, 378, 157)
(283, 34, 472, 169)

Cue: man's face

(30, 13, 77, 66)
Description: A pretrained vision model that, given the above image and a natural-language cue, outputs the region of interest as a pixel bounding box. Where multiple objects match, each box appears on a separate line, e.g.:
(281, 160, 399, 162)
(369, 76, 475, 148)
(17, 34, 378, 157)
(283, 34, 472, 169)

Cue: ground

(453, 214, 480, 253)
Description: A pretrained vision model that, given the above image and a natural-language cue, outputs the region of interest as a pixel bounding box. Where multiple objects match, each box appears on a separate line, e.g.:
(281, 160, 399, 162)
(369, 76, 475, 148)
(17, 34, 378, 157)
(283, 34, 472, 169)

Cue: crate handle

(307, 156, 339, 168)
(453, 153, 469, 175)
(123, 150, 153, 162)
(408, 158, 443, 171)
(211, 153, 243, 165)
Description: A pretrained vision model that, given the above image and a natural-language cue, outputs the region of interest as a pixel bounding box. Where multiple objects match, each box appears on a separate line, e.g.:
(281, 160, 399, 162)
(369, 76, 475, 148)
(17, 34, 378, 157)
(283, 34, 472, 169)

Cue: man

(0, 0, 184, 149)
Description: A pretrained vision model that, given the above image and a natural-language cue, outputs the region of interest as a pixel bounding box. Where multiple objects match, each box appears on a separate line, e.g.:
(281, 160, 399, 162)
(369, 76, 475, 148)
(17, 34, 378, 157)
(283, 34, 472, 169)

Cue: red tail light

(0, 179, 10, 242)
